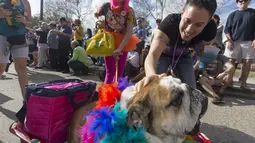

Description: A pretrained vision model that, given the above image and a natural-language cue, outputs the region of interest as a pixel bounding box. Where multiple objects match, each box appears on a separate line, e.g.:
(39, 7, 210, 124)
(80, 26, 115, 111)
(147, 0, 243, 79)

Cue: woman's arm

(16, 0, 32, 27)
(217, 24, 223, 32)
(145, 29, 169, 76)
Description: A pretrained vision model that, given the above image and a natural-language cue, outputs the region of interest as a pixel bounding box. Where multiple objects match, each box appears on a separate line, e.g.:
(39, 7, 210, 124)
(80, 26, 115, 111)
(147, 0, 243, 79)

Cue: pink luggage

(15, 79, 97, 143)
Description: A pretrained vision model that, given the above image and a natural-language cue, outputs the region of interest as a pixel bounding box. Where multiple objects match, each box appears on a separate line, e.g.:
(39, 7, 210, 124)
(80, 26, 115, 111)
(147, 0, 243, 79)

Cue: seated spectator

(199, 54, 235, 104)
(124, 50, 140, 81)
(68, 40, 92, 76)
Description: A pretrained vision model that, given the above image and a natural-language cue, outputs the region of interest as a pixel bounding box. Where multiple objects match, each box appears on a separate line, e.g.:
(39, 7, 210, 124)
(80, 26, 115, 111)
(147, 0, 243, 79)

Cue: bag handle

(67, 82, 97, 108)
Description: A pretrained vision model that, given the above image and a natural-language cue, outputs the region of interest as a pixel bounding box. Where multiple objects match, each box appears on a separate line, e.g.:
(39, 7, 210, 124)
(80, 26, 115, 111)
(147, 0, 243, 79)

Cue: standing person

(47, 21, 59, 70)
(84, 28, 92, 48)
(0, 0, 32, 97)
(95, 0, 139, 84)
(224, 0, 255, 90)
(35, 23, 48, 69)
(133, 18, 146, 55)
(68, 40, 92, 76)
(136, 0, 217, 89)
(56, 17, 73, 73)
(212, 14, 224, 52)
(73, 19, 84, 46)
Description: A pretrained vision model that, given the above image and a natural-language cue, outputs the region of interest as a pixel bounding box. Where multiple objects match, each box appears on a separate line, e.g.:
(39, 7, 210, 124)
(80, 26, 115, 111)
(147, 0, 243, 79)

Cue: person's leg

(5, 54, 12, 72)
(58, 41, 68, 71)
(0, 35, 9, 77)
(104, 55, 116, 84)
(174, 55, 197, 89)
(31, 51, 38, 66)
(239, 59, 252, 88)
(239, 41, 254, 89)
(49, 49, 58, 69)
(63, 42, 71, 72)
(124, 61, 136, 80)
(69, 60, 86, 71)
(224, 41, 241, 86)
(49, 48, 54, 69)
(11, 46, 29, 97)
(36, 44, 46, 68)
(199, 76, 218, 97)
(156, 54, 172, 74)
(117, 52, 128, 80)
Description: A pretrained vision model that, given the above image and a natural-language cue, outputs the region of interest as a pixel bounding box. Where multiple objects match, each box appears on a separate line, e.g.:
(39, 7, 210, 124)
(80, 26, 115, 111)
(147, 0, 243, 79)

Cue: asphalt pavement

(0, 65, 255, 143)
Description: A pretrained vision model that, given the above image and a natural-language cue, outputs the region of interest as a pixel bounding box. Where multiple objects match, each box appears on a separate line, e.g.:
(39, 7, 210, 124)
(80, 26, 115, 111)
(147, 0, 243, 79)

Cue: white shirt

(127, 51, 140, 68)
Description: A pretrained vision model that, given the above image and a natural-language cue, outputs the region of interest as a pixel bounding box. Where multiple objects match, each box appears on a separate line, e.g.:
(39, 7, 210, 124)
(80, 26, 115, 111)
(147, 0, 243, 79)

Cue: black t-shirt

(224, 8, 255, 41)
(158, 14, 217, 56)
(36, 30, 48, 44)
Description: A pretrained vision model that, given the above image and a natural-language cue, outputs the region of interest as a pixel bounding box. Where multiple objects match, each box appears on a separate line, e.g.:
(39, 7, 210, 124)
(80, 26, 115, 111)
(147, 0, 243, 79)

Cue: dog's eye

(169, 97, 182, 107)
(167, 90, 184, 108)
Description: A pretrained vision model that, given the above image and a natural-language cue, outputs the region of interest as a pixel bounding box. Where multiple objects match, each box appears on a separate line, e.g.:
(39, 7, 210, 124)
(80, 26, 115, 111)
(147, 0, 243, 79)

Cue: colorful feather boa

(80, 102, 147, 143)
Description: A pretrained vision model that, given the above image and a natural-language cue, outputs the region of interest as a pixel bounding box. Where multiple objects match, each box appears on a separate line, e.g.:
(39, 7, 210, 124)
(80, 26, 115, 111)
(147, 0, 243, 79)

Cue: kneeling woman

(141, 0, 218, 89)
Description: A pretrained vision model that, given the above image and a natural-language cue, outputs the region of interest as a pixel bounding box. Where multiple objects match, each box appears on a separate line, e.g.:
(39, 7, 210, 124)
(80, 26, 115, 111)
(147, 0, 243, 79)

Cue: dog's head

(124, 76, 208, 140)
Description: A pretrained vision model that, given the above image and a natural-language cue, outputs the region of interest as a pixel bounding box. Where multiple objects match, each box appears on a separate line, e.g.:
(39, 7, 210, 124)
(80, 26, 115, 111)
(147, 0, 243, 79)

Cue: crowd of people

(25, 18, 93, 75)
(0, 0, 255, 105)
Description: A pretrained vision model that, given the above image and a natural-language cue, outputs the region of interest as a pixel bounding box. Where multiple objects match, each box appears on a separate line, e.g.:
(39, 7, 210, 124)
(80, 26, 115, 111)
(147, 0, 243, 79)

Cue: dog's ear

(127, 101, 151, 129)
(126, 95, 151, 129)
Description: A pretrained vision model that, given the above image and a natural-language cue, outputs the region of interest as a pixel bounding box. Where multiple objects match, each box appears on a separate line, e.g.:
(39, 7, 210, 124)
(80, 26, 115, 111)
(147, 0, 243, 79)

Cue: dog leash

(115, 59, 118, 83)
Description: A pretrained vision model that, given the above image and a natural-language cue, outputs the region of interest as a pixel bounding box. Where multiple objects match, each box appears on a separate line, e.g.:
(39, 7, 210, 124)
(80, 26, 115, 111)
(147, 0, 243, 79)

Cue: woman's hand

(227, 41, 234, 50)
(112, 48, 123, 60)
(0, 8, 11, 19)
(134, 74, 166, 92)
(15, 14, 27, 24)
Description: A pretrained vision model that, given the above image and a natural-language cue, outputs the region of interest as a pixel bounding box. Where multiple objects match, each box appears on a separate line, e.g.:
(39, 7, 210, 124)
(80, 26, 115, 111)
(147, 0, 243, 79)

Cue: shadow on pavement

(222, 97, 255, 107)
(27, 70, 66, 83)
(201, 123, 255, 143)
(0, 93, 16, 121)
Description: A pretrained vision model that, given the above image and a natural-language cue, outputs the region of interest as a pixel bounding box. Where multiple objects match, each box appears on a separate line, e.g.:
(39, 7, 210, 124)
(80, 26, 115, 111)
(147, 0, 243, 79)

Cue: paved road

(0, 65, 255, 143)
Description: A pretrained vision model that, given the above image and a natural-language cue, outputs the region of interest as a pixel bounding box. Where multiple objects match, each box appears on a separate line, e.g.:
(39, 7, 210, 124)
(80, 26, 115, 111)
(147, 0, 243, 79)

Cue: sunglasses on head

(238, 0, 248, 3)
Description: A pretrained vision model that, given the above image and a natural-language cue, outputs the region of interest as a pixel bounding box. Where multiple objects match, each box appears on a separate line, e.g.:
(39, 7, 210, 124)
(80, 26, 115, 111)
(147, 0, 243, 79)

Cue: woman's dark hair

(74, 19, 81, 25)
(212, 14, 220, 25)
(184, 0, 217, 16)
(87, 28, 92, 38)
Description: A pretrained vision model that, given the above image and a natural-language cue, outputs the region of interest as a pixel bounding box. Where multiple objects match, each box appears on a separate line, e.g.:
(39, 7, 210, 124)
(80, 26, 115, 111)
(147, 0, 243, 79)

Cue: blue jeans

(157, 54, 197, 88)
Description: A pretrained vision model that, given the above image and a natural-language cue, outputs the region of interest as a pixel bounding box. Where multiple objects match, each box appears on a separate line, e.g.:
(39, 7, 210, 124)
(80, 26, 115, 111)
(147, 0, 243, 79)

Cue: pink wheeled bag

(14, 79, 97, 143)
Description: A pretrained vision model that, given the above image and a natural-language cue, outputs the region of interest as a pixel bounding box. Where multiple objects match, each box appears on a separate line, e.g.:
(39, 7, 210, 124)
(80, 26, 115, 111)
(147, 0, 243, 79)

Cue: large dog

(68, 76, 208, 143)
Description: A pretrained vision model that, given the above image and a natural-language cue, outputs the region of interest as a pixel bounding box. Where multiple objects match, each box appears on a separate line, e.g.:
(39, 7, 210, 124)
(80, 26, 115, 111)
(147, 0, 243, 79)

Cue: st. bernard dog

(68, 76, 208, 143)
